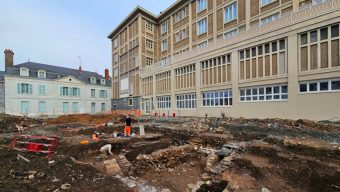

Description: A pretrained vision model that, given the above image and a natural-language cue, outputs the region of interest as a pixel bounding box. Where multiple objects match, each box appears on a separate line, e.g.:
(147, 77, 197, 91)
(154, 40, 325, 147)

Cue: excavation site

(0, 113, 339, 192)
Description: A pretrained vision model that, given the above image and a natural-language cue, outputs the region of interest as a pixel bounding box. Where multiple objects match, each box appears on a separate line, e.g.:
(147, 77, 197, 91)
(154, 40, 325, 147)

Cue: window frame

(161, 21, 168, 34)
(240, 84, 288, 102)
(224, 2, 237, 24)
(197, 0, 207, 13)
(197, 18, 208, 36)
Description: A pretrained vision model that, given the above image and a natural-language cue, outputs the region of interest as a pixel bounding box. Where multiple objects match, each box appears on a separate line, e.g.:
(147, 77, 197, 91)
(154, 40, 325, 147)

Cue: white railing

(140, 0, 340, 77)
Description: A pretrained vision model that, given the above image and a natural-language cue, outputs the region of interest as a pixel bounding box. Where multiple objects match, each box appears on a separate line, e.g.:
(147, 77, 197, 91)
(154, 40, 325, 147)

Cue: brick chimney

(105, 68, 110, 80)
(4, 49, 14, 71)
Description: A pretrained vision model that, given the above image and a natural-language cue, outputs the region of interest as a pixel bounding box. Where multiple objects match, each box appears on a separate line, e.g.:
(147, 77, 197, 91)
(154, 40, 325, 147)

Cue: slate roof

(4, 62, 111, 86)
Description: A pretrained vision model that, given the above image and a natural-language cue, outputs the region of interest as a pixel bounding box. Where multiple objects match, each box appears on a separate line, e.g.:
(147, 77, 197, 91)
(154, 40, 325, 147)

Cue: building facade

(2, 49, 112, 117)
(109, 0, 340, 121)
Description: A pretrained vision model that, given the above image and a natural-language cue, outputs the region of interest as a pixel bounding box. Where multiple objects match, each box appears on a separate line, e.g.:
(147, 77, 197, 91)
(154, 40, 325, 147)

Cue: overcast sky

(0, 0, 176, 75)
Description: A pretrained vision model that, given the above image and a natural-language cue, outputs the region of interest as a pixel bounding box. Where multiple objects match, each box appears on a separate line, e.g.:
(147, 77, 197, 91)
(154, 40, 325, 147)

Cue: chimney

(79, 66, 82, 73)
(4, 49, 14, 71)
(105, 68, 110, 80)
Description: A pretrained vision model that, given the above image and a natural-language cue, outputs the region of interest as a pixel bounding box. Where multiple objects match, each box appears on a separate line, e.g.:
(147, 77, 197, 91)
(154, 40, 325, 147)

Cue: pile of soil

(0, 147, 129, 192)
(45, 114, 127, 125)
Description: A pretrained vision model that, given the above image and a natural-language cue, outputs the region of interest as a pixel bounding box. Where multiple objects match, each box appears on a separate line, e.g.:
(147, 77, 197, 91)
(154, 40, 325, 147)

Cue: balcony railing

(140, 0, 340, 77)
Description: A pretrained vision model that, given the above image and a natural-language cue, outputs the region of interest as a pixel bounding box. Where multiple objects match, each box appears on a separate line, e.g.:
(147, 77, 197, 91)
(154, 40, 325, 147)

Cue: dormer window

(101, 79, 106, 85)
(20, 67, 29, 77)
(38, 70, 46, 79)
(90, 77, 96, 84)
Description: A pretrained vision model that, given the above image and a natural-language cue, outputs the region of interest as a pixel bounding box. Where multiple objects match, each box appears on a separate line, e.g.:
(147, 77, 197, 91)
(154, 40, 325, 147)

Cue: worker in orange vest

(92, 132, 99, 140)
(124, 115, 132, 136)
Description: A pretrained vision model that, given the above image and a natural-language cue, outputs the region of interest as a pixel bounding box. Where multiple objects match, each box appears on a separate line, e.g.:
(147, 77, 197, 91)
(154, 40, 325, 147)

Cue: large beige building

(108, 0, 340, 121)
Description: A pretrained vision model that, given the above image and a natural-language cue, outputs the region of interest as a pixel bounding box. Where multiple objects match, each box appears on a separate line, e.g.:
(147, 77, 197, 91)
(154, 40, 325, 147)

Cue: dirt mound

(0, 147, 129, 192)
(45, 113, 125, 125)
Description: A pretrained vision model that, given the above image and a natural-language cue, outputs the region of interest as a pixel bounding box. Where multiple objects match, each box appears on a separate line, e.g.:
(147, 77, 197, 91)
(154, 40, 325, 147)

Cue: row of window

(240, 85, 288, 102)
(20, 101, 106, 114)
(157, 96, 171, 109)
(91, 89, 108, 98)
(176, 93, 197, 109)
(60, 87, 81, 97)
(300, 79, 340, 93)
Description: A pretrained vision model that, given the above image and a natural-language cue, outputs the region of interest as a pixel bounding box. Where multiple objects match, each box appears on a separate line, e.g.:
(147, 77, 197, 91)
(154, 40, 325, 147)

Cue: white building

(1, 49, 112, 117)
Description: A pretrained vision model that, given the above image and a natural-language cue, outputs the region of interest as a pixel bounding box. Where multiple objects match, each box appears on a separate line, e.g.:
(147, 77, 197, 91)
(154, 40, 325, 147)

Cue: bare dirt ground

(0, 113, 339, 192)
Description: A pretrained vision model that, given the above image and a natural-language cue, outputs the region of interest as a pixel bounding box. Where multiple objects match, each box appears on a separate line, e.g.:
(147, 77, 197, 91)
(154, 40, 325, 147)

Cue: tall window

(239, 39, 287, 80)
(73, 102, 79, 113)
(146, 57, 153, 66)
(175, 27, 188, 42)
(113, 37, 118, 48)
(38, 101, 46, 113)
(176, 93, 196, 109)
(99, 90, 107, 98)
(157, 96, 171, 109)
(203, 90, 233, 107)
(21, 101, 29, 114)
(300, 24, 340, 72)
(101, 103, 106, 112)
(63, 102, 69, 113)
(113, 53, 119, 62)
(90, 77, 96, 84)
(113, 67, 119, 78)
(146, 39, 153, 49)
(197, 18, 207, 35)
(17, 83, 32, 94)
(197, 0, 207, 12)
(175, 64, 196, 90)
(39, 85, 46, 95)
(161, 21, 168, 34)
(201, 54, 232, 86)
(146, 21, 153, 31)
(91, 89, 96, 98)
(161, 39, 168, 52)
(224, 2, 237, 23)
(91, 102, 96, 113)
(175, 7, 187, 22)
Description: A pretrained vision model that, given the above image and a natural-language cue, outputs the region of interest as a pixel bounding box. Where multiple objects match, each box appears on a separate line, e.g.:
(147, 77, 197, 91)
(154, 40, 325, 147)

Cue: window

(62, 87, 69, 96)
(175, 64, 196, 89)
(63, 102, 69, 113)
(90, 77, 96, 84)
(176, 93, 196, 109)
(146, 57, 153, 66)
(197, 0, 207, 12)
(72, 87, 80, 97)
(313, 0, 326, 5)
(261, 13, 280, 25)
(60, 87, 79, 97)
(224, 30, 237, 39)
(113, 67, 119, 78)
(175, 7, 187, 22)
(175, 28, 188, 42)
(21, 101, 29, 114)
(113, 53, 119, 62)
(38, 70, 46, 79)
(73, 102, 79, 113)
(239, 39, 287, 80)
(197, 41, 208, 48)
(300, 79, 340, 93)
(99, 90, 107, 98)
(161, 21, 168, 34)
(128, 98, 133, 106)
(224, 2, 237, 23)
(146, 39, 153, 49)
(240, 84, 288, 102)
(113, 37, 118, 48)
(91, 89, 96, 98)
(161, 39, 168, 52)
(101, 103, 106, 112)
(101, 79, 106, 85)
(38, 101, 46, 113)
(197, 18, 207, 35)
(39, 85, 46, 95)
(300, 24, 340, 71)
(146, 21, 153, 31)
(20, 68, 29, 77)
(91, 102, 96, 113)
(261, 0, 274, 6)
(17, 83, 32, 94)
(201, 54, 232, 86)
(161, 57, 169, 67)
(157, 96, 171, 109)
(203, 90, 233, 107)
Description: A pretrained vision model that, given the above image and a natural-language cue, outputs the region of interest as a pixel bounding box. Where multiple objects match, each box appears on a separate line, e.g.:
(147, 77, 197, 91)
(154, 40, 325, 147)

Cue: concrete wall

(0, 81, 4, 113)
(4, 76, 112, 117)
